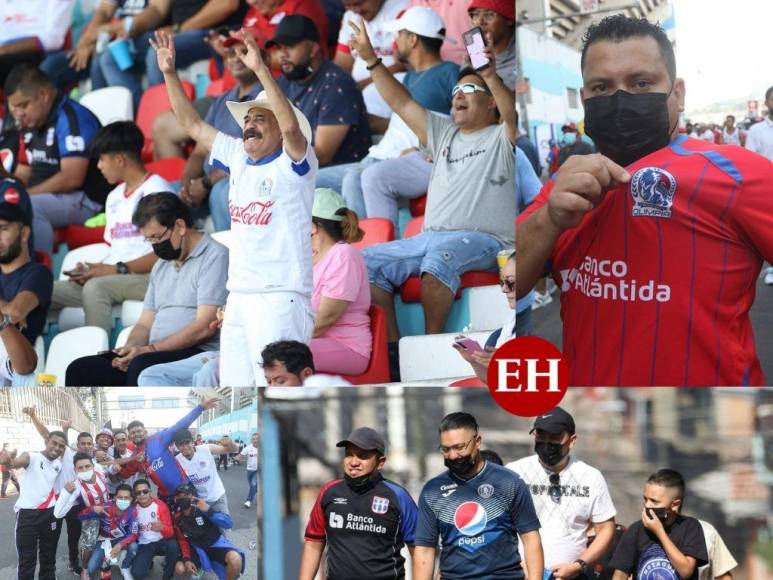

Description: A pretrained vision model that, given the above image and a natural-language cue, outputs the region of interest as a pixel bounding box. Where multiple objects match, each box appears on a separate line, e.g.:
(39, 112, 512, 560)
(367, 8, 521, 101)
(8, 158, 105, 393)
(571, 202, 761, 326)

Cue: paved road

(0, 459, 257, 579)
(530, 276, 773, 382)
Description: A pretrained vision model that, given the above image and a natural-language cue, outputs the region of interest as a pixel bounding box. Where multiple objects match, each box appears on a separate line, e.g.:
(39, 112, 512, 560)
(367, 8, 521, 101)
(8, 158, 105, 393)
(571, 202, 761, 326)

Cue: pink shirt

(312, 242, 372, 359)
(409, 0, 472, 64)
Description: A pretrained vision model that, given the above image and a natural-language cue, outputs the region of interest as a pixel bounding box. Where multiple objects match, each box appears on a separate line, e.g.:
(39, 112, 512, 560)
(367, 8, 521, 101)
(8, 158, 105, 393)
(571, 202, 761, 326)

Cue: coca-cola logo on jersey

(230, 199, 274, 226)
(147, 458, 164, 473)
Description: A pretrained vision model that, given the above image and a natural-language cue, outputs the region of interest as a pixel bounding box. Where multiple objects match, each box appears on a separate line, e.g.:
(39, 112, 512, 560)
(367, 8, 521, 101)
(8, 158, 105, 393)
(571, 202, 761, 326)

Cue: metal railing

(0, 387, 95, 432)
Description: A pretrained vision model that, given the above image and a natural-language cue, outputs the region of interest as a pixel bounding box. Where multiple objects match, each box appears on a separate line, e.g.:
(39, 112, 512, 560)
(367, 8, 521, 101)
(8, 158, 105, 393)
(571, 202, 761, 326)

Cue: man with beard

(507, 408, 617, 580)
(6, 429, 67, 579)
(516, 16, 773, 386)
(413, 413, 544, 580)
(272, 15, 370, 167)
(0, 201, 51, 384)
(156, 28, 318, 386)
(299, 427, 418, 580)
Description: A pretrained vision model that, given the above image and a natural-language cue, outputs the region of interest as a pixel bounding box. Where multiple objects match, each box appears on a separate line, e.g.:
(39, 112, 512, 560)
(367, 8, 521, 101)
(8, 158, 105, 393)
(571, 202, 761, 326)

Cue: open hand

(347, 18, 376, 63)
(234, 29, 265, 72)
(201, 396, 221, 410)
(150, 30, 176, 75)
(641, 507, 666, 536)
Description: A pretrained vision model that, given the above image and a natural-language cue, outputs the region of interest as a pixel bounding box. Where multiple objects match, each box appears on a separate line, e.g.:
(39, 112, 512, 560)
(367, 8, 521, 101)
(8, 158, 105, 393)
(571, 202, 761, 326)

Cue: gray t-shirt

(423, 113, 515, 245)
(144, 233, 228, 351)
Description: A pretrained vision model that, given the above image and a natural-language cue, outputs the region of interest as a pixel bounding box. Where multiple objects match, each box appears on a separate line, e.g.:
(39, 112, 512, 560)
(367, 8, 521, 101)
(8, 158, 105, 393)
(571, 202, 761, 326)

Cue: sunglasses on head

(452, 83, 490, 97)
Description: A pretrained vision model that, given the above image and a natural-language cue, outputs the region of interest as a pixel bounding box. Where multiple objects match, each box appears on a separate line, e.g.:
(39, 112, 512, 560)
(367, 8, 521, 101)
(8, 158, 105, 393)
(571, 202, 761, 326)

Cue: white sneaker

(531, 291, 553, 310)
(243, 500, 251, 508)
(765, 271, 773, 285)
(120, 567, 134, 580)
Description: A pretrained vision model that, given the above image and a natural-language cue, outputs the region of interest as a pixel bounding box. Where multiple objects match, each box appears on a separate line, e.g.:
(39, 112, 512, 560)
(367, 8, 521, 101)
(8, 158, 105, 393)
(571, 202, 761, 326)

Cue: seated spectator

(0, 0, 76, 83)
(65, 192, 228, 386)
(172, 483, 245, 580)
(4, 64, 110, 253)
(317, 6, 457, 221)
(349, 24, 514, 380)
(409, 0, 473, 65)
(0, 202, 48, 384)
(467, 0, 515, 90)
(453, 251, 514, 384)
(152, 34, 262, 231)
(40, 0, 148, 92)
(95, 0, 243, 110)
(261, 340, 314, 386)
(272, 16, 371, 167)
(0, 163, 35, 252)
(310, 188, 371, 375)
(49, 121, 168, 332)
(334, 0, 408, 132)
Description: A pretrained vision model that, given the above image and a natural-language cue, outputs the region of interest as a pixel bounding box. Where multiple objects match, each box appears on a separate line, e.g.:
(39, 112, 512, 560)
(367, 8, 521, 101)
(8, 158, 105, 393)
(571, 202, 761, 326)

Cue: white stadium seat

(399, 331, 492, 382)
(115, 325, 134, 348)
(121, 300, 144, 327)
(80, 87, 134, 125)
(45, 326, 109, 386)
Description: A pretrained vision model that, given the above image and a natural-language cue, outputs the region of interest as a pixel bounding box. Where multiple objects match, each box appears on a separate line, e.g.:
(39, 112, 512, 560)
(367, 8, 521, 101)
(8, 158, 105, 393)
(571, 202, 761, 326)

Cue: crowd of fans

(0, 0, 517, 386)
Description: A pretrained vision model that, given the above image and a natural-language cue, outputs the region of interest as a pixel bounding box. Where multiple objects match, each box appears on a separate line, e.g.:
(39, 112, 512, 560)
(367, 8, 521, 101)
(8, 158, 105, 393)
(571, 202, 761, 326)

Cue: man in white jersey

(5, 429, 66, 580)
(239, 433, 258, 508)
(154, 28, 317, 386)
(507, 408, 617, 580)
(173, 429, 235, 519)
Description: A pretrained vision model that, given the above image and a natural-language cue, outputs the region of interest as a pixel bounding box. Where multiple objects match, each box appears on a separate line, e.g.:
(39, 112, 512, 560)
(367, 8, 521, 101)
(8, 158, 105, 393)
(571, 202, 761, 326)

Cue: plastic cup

(497, 248, 514, 270)
(35, 373, 56, 388)
(108, 38, 134, 71)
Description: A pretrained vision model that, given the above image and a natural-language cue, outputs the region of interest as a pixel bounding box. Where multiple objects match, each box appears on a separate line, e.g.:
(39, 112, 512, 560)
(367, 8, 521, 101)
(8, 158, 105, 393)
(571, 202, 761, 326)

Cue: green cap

(312, 188, 347, 221)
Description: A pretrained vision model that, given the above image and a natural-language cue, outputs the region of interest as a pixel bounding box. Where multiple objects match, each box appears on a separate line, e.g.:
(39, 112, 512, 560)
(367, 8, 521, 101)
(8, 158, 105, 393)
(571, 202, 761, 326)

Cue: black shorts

(187, 546, 234, 567)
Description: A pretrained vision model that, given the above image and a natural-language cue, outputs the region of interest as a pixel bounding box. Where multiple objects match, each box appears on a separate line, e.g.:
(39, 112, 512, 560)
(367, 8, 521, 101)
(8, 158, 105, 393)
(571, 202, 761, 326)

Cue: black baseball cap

(0, 202, 30, 227)
(266, 15, 320, 49)
(336, 427, 386, 454)
(174, 483, 196, 496)
(529, 407, 575, 435)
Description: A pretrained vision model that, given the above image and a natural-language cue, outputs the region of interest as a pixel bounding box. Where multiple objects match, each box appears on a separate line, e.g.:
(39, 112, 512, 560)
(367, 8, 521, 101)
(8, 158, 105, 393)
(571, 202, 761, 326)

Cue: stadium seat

(399, 331, 491, 382)
(115, 325, 134, 348)
(342, 305, 390, 385)
(136, 82, 195, 161)
(120, 300, 143, 327)
(79, 87, 134, 125)
(468, 285, 512, 331)
(45, 326, 109, 386)
(205, 78, 226, 97)
(409, 194, 427, 217)
(65, 225, 106, 250)
(34, 251, 52, 270)
(399, 216, 500, 302)
(146, 157, 186, 182)
(352, 218, 395, 250)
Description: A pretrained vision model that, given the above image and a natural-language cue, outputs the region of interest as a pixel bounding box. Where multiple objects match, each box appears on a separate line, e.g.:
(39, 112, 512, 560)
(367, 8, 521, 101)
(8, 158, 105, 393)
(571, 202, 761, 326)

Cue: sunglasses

(549, 473, 561, 504)
(135, 489, 150, 496)
(500, 278, 515, 292)
(452, 83, 490, 97)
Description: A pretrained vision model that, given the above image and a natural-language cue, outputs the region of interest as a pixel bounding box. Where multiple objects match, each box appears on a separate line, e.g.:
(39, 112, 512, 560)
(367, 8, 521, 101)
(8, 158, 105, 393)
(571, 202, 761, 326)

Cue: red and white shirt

(14, 451, 62, 512)
(53, 470, 110, 518)
(132, 498, 174, 544)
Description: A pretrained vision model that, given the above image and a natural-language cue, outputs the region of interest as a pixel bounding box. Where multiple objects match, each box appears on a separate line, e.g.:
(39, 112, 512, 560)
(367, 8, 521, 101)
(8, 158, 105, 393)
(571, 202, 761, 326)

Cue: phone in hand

(454, 336, 484, 354)
(463, 27, 490, 71)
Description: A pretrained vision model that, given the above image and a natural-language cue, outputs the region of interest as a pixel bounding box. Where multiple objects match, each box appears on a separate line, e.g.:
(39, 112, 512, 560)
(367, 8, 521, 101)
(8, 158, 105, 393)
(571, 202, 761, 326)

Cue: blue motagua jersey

(415, 462, 540, 579)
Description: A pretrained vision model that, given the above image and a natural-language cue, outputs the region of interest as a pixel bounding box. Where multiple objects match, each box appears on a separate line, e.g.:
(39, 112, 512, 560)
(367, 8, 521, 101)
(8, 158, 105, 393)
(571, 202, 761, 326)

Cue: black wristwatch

(574, 559, 589, 573)
(116, 262, 130, 275)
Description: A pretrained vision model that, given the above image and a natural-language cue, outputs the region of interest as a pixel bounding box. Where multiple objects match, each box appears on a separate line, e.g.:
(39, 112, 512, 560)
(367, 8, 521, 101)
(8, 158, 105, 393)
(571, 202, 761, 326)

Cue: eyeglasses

(143, 227, 170, 245)
(500, 278, 515, 292)
(135, 489, 150, 496)
(548, 473, 561, 504)
(469, 10, 499, 23)
(452, 83, 490, 97)
(439, 435, 477, 455)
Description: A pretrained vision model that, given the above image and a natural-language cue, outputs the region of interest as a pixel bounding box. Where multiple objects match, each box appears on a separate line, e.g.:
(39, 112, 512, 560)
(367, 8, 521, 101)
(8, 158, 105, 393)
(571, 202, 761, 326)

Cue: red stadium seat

(65, 225, 106, 250)
(146, 157, 187, 182)
(399, 216, 500, 302)
(137, 82, 195, 161)
(352, 218, 395, 250)
(448, 377, 487, 387)
(409, 194, 427, 217)
(205, 78, 225, 97)
(342, 305, 390, 385)
(34, 251, 52, 270)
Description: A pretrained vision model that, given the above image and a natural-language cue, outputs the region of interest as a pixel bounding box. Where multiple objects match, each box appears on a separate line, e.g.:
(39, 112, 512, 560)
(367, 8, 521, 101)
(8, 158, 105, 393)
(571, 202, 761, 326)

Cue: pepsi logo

(453, 501, 487, 536)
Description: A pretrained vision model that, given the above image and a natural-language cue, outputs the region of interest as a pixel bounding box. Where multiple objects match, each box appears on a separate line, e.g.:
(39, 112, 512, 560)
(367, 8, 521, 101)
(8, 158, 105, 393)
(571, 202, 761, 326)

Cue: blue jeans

(316, 156, 377, 217)
(146, 29, 212, 86)
(39, 50, 107, 92)
(88, 540, 137, 575)
(247, 469, 257, 502)
(131, 538, 179, 580)
(363, 230, 502, 295)
(137, 351, 220, 386)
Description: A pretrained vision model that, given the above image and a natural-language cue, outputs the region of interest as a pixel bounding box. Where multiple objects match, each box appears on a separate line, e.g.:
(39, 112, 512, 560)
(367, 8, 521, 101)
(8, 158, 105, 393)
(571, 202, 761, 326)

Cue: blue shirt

(203, 83, 262, 175)
(404, 61, 459, 114)
(516, 146, 542, 313)
(415, 462, 540, 580)
(0, 261, 53, 343)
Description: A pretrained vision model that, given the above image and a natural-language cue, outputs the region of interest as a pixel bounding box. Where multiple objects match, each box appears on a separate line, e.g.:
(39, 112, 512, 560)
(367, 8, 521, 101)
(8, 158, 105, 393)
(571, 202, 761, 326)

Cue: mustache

(243, 128, 262, 140)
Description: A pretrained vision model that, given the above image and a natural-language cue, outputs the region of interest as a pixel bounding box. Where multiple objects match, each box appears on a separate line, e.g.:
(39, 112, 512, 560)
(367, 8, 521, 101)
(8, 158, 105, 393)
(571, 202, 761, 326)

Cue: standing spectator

(467, 0, 515, 89)
(4, 65, 110, 253)
(216, 436, 230, 472)
(0, 442, 20, 498)
(49, 121, 167, 332)
(515, 109, 541, 177)
(129, 479, 179, 580)
(720, 115, 745, 147)
(173, 429, 234, 519)
(409, 0, 473, 64)
(745, 86, 773, 160)
(239, 433, 258, 509)
(557, 122, 595, 167)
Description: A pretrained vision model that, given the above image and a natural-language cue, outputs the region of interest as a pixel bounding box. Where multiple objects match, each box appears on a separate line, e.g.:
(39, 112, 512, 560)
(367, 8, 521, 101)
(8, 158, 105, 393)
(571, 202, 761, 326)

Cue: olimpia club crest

(630, 166, 677, 218)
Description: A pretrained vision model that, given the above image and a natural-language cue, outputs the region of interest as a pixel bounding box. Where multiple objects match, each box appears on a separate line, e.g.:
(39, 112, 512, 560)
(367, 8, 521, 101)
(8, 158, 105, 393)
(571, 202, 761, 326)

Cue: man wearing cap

(507, 408, 617, 580)
(0, 201, 51, 385)
(414, 412, 543, 580)
(272, 15, 371, 168)
(155, 28, 317, 387)
(299, 427, 418, 580)
(557, 123, 595, 169)
(467, 0, 515, 90)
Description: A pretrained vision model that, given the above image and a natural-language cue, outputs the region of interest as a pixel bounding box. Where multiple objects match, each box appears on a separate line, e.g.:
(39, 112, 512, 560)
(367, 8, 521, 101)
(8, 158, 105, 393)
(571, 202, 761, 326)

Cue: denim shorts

(363, 230, 502, 294)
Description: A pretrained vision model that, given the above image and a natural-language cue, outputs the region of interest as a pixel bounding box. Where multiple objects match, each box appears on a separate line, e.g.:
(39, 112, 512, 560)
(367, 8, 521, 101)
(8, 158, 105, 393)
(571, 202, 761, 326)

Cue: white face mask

(77, 469, 94, 481)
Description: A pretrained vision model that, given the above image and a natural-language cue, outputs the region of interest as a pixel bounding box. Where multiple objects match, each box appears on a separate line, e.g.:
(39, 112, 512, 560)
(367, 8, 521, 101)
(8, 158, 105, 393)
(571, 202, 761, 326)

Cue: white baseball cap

(226, 91, 312, 144)
(385, 7, 446, 40)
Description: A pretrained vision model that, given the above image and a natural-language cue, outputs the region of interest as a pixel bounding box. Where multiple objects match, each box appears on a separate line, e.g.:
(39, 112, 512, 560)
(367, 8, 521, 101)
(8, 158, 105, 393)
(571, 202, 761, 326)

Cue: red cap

(468, 0, 515, 21)
(561, 122, 578, 132)
(222, 28, 266, 49)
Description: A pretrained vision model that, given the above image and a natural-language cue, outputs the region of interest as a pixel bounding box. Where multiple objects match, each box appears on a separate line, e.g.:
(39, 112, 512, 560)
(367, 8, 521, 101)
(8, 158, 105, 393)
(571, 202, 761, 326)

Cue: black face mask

(444, 454, 476, 478)
(344, 469, 382, 493)
(583, 89, 673, 167)
(646, 507, 671, 523)
(152, 237, 182, 261)
(176, 497, 192, 510)
(535, 441, 568, 467)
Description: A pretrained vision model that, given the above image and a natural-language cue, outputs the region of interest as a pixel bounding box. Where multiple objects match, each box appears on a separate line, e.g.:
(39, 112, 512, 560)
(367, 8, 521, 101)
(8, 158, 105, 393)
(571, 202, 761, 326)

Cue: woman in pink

(311, 188, 372, 375)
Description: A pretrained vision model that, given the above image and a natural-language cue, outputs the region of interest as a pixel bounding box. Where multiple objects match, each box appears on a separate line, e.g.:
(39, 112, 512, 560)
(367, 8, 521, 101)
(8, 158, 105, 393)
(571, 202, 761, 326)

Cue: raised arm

(22, 406, 50, 441)
(347, 19, 428, 146)
(151, 30, 218, 151)
(477, 46, 516, 145)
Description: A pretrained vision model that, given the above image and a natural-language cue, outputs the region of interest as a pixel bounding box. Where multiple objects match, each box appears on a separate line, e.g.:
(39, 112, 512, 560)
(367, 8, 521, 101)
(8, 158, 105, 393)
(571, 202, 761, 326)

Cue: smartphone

(463, 27, 490, 71)
(454, 337, 484, 354)
(215, 26, 231, 38)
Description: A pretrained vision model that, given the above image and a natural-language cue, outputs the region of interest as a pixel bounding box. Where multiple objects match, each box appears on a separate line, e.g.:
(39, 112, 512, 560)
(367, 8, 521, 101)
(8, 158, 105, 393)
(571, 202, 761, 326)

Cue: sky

(673, 0, 771, 112)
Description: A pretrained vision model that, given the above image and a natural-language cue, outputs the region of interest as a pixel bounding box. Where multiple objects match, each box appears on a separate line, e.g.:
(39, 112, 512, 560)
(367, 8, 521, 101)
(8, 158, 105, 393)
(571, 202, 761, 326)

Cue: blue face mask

(564, 132, 577, 145)
(116, 499, 132, 511)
